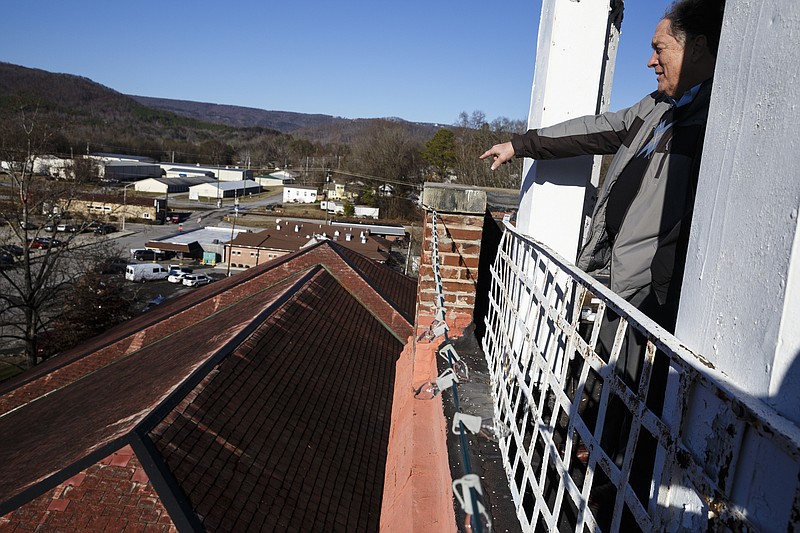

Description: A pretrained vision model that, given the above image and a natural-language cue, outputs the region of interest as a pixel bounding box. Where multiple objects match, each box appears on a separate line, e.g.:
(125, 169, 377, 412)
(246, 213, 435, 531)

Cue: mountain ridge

(128, 95, 353, 133)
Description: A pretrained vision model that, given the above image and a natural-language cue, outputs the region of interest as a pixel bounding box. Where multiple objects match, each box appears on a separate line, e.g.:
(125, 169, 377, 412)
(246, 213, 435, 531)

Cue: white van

(125, 263, 170, 282)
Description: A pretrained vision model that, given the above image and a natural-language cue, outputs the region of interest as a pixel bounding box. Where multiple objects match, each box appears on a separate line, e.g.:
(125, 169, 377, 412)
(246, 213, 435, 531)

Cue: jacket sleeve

(511, 95, 655, 160)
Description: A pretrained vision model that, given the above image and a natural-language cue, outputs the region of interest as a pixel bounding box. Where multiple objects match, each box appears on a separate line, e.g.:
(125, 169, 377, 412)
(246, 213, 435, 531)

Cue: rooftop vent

(346, 234, 352, 241)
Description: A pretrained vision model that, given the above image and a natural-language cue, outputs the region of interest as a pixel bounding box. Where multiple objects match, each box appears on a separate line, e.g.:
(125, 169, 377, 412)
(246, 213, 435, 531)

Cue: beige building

(226, 223, 392, 269)
(322, 181, 355, 202)
(64, 194, 166, 223)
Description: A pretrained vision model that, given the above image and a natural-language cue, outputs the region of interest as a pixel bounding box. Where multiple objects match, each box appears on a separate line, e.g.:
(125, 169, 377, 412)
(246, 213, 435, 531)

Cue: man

(481, 0, 725, 389)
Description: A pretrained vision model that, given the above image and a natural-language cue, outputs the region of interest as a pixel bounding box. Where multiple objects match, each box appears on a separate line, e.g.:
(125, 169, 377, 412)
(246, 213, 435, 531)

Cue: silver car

(182, 274, 214, 287)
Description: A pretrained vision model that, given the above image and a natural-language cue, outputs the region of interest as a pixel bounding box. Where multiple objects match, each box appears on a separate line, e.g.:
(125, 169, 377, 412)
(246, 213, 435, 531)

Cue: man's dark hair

(664, 0, 726, 56)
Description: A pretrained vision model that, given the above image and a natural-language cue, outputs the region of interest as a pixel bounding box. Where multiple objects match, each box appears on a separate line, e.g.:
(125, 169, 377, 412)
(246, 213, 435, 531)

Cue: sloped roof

(229, 227, 394, 263)
(190, 180, 260, 192)
(144, 239, 204, 255)
(0, 241, 416, 531)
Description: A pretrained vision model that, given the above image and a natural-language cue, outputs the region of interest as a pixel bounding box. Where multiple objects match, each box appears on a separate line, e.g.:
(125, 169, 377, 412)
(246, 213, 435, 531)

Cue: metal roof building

(188, 180, 261, 200)
(134, 176, 217, 194)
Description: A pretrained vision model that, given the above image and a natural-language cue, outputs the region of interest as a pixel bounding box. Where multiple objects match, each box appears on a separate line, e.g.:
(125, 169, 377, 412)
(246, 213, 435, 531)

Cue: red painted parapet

(381, 184, 488, 532)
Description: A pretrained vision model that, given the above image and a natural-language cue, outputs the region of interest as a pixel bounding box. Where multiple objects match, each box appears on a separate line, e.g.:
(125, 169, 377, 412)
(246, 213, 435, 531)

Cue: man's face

(648, 19, 687, 98)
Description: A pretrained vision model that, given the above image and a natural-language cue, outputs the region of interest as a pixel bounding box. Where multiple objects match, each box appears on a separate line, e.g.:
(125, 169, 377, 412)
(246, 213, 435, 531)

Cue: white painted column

(672, 2, 800, 529)
(517, 0, 621, 262)
(676, 0, 800, 427)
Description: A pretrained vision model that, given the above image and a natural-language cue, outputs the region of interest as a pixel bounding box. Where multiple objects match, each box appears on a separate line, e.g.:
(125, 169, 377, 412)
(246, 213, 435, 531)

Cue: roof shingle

(0, 241, 416, 531)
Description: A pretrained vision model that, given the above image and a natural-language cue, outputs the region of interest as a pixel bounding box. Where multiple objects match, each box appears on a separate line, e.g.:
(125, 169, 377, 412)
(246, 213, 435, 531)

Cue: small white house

(283, 185, 318, 204)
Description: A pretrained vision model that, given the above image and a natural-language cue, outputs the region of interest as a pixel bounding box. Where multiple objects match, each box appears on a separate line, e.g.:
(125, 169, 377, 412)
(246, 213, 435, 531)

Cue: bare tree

(347, 120, 424, 185)
(0, 106, 112, 368)
(452, 111, 526, 189)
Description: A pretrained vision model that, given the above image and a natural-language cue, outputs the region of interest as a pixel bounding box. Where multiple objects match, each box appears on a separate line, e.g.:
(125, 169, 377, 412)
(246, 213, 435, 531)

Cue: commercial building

(134, 176, 216, 195)
(188, 180, 261, 200)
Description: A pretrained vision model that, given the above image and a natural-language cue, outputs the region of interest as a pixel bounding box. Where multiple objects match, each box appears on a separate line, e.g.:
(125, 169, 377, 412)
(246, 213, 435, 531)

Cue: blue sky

(2, 0, 672, 125)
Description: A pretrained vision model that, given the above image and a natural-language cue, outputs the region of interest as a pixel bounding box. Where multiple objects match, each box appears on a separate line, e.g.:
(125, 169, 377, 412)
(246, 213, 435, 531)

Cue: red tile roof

(0, 241, 416, 531)
(0, 445, 176, 532)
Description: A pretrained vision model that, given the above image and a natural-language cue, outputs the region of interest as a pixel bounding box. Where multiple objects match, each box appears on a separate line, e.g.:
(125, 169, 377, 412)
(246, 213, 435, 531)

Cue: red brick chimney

(381, 183, 487, 532)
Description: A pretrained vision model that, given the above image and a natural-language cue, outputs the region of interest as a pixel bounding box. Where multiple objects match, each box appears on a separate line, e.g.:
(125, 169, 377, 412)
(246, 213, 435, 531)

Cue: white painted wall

(677, 0, 800, 426)
(672, 2, 800, 530)
(282, 186, 318, 204)
(517, 0, 620, 262)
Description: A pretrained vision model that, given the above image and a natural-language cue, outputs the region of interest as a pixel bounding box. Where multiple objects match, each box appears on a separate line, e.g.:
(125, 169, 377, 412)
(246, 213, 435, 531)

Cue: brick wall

(414, 184, 487, 338)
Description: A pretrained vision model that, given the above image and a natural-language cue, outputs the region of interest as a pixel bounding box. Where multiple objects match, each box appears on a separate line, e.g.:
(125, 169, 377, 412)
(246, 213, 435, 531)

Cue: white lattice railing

(482, 223, 800, 532)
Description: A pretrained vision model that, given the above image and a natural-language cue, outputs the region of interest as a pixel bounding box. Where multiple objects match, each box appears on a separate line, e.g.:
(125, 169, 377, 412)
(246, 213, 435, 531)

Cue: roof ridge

(326, 240, 416, 322)
(0, 267, 319, 417)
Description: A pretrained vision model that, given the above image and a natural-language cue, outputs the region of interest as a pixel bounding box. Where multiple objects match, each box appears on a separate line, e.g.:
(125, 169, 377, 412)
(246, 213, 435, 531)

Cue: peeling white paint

(675, 1, 800, 530)
(677, 0, 800, 423)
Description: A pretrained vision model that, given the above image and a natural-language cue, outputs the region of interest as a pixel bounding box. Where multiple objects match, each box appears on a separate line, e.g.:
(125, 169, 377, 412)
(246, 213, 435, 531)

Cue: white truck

(125, 263, 170, 282)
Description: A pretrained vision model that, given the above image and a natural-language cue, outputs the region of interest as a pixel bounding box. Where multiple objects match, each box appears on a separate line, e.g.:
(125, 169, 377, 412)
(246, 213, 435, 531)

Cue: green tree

(343, 203, 355, 217)
(422, 128, 457, 180)
(360, 188, 376, 207)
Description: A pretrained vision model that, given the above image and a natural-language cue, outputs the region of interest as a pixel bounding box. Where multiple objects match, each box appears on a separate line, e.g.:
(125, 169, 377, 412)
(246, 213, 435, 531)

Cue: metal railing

(482, 223, 800, 532)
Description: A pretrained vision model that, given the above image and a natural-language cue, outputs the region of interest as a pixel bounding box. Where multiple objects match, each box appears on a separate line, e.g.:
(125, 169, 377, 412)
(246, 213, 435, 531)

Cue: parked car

(55, 223, 81, 233)
(0, 254, 14, 267)
(132, 249, 163, 262)
(38, 237, 63, 247)
(182, 274, 214, 287)
(0, 244, 24, 257)
(26, 238, 49, 249)
(168, 265, 193, 275)
(167, 266, 193, 283)
(93, 224, 117, 235)
(167, 213, 190, 224)
(167, 272, 190, 284)
(125, 263, 170, 282)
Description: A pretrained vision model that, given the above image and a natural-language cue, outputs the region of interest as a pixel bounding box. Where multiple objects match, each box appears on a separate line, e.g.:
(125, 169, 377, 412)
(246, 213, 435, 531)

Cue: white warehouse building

(188, 180, 261, 200)
(134, 176, 217, 194)
(159, 163, 253, 182)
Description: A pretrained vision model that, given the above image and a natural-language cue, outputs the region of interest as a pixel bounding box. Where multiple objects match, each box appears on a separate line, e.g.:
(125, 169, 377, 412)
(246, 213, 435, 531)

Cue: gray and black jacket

(511, 80, 712, 305)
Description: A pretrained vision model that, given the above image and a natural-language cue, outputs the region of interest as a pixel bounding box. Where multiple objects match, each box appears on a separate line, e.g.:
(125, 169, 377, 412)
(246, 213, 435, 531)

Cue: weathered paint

(677, 0, 800, 424)
(673, 2, 800, 530)
(484, 224, 800, 531)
